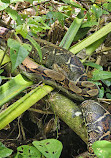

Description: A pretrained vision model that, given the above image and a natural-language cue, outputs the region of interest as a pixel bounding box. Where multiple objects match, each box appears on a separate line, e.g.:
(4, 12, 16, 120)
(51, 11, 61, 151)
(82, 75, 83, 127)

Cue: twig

(0, 46, 8, 68)
(17, 0, 50, 11)
(98, 98, 111, 102)
(28, 108, 53, 114)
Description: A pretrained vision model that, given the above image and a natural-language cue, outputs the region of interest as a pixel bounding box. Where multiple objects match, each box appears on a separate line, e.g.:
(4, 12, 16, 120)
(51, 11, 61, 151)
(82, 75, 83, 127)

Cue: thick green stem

(0, 85, 54, 130)
(48, 92, 88, 144)
(69, 22, 111, 54)
(0, 74, 33, 107)
(59, 12, 84, 49)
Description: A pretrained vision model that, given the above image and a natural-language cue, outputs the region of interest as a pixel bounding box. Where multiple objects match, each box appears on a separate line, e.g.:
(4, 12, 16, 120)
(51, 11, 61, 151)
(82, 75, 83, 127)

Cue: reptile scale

(0, 26, 111, 157)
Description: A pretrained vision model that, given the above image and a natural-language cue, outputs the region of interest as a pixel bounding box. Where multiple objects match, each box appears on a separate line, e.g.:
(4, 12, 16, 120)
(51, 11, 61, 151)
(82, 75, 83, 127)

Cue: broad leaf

(0, 69, 4, 74)
(7, 38, 32, 71)
(9, 0, 24, 2)
(0, 50, 10, 65)
(0, 142, 13, 157)
(98, 87, 104, 98)
(70, 0, 83, 8)
(91, 5, 103, 19)
(25, 0, 33, 3)
(81, 21, 98, 28)
(106, 93, 111, 99)
(33, 139, 63, 158)
(90, 0, 95, 2)
(102, 79, 111, 87)
(15, 145, 41, 158)
(16, 26, 42, 61)
(10, 0, 24, 2)
(92, 140, 111, 158)
(61, 0, 82, 8)
(84, 62, 103, 70)
(0, 2, 9, 11)
(16, 25, 28, 38)
(27, 16, 50, 33)
(103, 2, 111, 12)
(5, 7, 22, 25)
(92, 69, 111, 80)
(1, 0, 10, 3)
(46, 11, 67, 26)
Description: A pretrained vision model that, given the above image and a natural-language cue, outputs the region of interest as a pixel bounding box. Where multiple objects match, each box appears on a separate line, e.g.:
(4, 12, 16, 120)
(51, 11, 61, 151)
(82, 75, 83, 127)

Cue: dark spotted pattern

(0, 26, 110, 156)
(81, 100, 111, 156)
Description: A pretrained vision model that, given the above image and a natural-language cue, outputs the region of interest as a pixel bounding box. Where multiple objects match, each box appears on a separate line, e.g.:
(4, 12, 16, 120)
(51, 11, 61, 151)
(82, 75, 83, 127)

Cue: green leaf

(84, 62, 103, 70)
(81, 21, 98, 28)
(106, 87, 111, 93)
(27, 16, 50, 33)
(61, 0, 71, 3)
(0, 76, 2, 84)
(16, 145, 41, 158)
(91, 5, 103, 19)
(1, 0, 10, 3)
(0, 142, 13, 157)
(69, 22, 111, 55)
(106, 93, 111, 99)
(0, 84, 53, 130)
(33, 139, 63, 158)
(85, 36, 106, 56)
(5, 7, 22, 25)
(26, 34, 42, 62)
(22, 43, 32, 51)
(25, 0, 33, 3)
(0, 50, 10, 65)
(16, 25, 42, 61)
(103, 2, 111, 12)
(102, 79, 111, 87)
(7, 38, 31, 71)
(70, 0, 83, 8)
(10, 0, 24, 3)
(92, 81, 102, 86)
(92, 69, 111, 80)
(46, 11, 67, 26)
(98, 87, 104, 98)
(90, 0, 95, 2)
(59, 10, 84, 49)
(0, 2, 9, 11)
(92, 140, 111, 158)
(73, 27, 90, 42)
(0, 69, 4, 74)
(0, 74, 33, 107)
(16, 24, 28, 38)
(61, 0, 83, 8)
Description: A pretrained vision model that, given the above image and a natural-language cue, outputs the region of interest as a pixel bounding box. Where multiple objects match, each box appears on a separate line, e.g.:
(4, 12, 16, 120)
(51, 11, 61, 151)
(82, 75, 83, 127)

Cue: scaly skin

(0, 26, 110, 157)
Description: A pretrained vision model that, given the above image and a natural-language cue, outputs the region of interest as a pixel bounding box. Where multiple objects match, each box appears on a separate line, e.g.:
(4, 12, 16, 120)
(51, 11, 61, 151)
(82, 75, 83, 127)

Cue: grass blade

(0, 74, 33, 107)
(0, 85, 54, 130)
(59, 11, 84, 49)
(69, 22, 111, 54)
